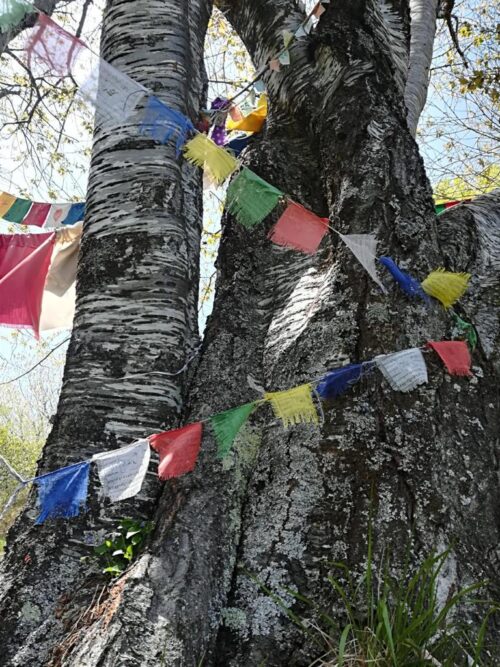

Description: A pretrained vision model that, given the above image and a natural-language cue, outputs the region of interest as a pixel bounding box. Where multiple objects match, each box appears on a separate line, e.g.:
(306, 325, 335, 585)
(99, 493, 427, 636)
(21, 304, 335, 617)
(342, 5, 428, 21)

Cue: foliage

(93, 518, 154, 577)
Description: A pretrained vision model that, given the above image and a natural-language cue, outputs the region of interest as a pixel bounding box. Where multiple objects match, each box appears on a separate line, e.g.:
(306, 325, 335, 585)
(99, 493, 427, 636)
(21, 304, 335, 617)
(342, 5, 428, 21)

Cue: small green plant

(93, 518, 154, 577)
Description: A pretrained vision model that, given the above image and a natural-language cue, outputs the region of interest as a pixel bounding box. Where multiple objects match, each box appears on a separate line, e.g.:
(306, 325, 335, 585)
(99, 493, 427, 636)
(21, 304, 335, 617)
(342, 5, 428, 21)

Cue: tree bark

(1, 1, 499, 666)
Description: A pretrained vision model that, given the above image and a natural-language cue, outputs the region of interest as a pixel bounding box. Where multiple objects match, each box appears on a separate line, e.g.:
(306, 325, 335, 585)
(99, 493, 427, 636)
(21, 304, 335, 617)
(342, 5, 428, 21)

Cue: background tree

(0, 1, 499, 666)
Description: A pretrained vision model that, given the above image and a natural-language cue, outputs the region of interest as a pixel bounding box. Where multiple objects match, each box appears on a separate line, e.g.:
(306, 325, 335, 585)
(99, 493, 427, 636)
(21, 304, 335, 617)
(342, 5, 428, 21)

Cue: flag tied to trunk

(34, 461, 90, 524)
(26, 13, 84, 77)
(421, 269, 471, 309)
(265, 384, 318, 428)
(378, 256, 428, 301)
(149, 423, 203, 480)
(211, 402, 257, 459)
(226, 168, 283, 228)
(139, 96, 194, 155)
(338, 233, 386, 292)
(0, 232, 55, 337)
(183, 134, 238, 185)
(451, 311, 477, 350)
(268, 202, 328, 254)
(316, 363, 367, 400)
(427, 340, 473, 376)
(375, 349, 428, 392)
(93, 439, 151, 502)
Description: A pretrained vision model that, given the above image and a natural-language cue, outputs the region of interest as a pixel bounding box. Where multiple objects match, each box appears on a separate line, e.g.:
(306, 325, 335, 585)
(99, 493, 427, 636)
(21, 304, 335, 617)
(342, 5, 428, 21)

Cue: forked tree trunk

(1, 1, 499, 666)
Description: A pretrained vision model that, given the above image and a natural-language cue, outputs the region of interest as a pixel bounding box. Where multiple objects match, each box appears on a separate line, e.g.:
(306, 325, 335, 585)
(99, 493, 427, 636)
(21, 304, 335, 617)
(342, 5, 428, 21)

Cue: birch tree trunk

(1, 1, 499, 666)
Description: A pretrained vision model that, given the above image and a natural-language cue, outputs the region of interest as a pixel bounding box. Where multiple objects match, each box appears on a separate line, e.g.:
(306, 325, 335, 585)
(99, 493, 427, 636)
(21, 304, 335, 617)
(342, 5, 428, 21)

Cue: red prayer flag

(23, 203, 51, 227)
(149, 423, 203, 480)
(268, 202, 328, 254)
(0, 232, 55, 337)
(26, 14, 84, 77)
(427, 340, 472, 377)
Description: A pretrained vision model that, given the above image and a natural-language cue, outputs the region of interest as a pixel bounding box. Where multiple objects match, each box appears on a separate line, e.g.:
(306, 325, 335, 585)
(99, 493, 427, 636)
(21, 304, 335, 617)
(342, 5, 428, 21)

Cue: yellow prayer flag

(183, 134, 238, 185)
(265, 383, 318, 428)
(421, 268, 471, 309)
(227, 95, 268, 133)
(0, 192, 16, 219)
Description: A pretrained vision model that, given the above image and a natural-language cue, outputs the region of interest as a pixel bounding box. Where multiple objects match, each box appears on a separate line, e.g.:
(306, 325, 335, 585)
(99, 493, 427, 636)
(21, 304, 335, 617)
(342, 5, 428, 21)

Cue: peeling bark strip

(0, 0, 211, 664)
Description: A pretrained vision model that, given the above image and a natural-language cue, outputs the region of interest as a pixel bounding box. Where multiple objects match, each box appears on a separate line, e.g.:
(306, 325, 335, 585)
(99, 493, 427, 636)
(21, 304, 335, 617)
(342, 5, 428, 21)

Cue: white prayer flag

(93, 439, 151, 502)
(375, 348, 428, 392)
(338, 232, 386, 292)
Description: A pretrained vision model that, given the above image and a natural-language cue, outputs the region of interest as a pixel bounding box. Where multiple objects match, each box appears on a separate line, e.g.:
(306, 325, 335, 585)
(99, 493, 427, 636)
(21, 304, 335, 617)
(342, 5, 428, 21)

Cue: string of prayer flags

(435, 199, 471, 215)
(211, 402, 257, 459)
(93, 440, 151, 502)
(268, 201, 328, 254)
(375, 349, 428, 392)
(226, 168, 283, 228)
(0, 232, 55, 337)
(316, 363, 367, 400)
(34, 461, 90, 524)
(265, 383, 318, 428)
(421, 269, 471, 309)
(0, 0, 32, 32)
(26, 13, 84, 77)
(183, 134, 238, 185)
(149, 423, 203, 480)
(378, 256, 428, 301)
(227, 95, 268, 133)
(451, 311, 477, 350)
(139, 96, 194, 155)
(338, 233, 387, 293)
(427, 340, 472, 377)
(0, 192, 84, 227)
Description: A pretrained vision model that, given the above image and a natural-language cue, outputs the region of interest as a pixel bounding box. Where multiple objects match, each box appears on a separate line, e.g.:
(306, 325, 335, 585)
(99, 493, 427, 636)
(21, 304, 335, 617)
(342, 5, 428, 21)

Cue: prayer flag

(183, 134, 238, 185)
(34, 461, 90, 524)
(226, 168, 283, 228)
(375, 349, 428, 392)
(149, 423, 203, 480)
(0, 232, 55, 336)
(268, 201, 328, 254)
(209, 97, 229, 146)
(23, 202, 51, 227)
(338, 232, 387, 292)
(0, 0, 32, 33)
(2, 197, 31, 223)
(93, 439, 151, 502)
(0, 192, 16, 218)
(269, 59, 281, 72)
(378, 256, 428, 301)
(279, 50, 291, 66)
(139, 96, 194, 155)
(427, 340, 472, 376)
(211, 402, 257, 459)
(421, 268, 471, 309)
(227, 95, 267, 133)
(44, 203, 72, 228)
(316, 363, 367, 399)
(61, 203, 85, 226)
(225, 134, 252, 157)
(451, 311, 477, 350)
(26, 13, 84, 77)
(265, 384, 318, 428)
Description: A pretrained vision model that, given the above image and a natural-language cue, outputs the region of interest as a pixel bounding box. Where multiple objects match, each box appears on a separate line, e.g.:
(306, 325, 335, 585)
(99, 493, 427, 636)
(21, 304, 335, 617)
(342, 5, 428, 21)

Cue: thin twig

(0, 336, 70, 386)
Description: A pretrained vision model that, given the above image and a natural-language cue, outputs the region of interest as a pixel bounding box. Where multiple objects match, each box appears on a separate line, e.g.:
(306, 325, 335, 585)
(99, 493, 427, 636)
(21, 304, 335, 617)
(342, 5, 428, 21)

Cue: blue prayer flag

(225, 134, 252, 157)
(378, 256, 428, 301)
(139, 96, 194, 155)
(34, 461, 90, 524)
(316, 363, 369, 400)
(61, 202, 85, 226)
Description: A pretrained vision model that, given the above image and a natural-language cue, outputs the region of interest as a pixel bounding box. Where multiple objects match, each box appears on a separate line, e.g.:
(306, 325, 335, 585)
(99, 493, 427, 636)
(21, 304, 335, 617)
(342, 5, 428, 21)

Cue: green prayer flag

(226, 168, 283, 228)
(452, 311, 477, 350)
(2, 197, 32, 223)
(0, 0, 32, 33)
(211, 401, 257, 459)
(435, 204, 445, 215)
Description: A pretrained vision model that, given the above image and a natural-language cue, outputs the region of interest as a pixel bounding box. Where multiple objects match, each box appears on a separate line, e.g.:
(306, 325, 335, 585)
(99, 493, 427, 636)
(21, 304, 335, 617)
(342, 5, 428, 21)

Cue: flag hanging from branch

(265, 384, 318, 428)
(26, 13, 84, 77)
(183, 134, 238, 185)
(375, 349, 428, 392)
(226, 168, 283, 228)
(338, 233, 386, 292)
(139, 96, 194, 155)
(93, 439, 151, 502)
(34, 461, 90, 524)
(0, 0, 32, 33)
(268, 201, 328, 254)
(316, 363, 367, 399)
(378, 256, 428, 301)
(427, 340, 472, 376)
(421, 269, 471, 309)
(0, 232, 55, 336)
(149, 423, 203, 480)
(211, 402, 257, 459)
